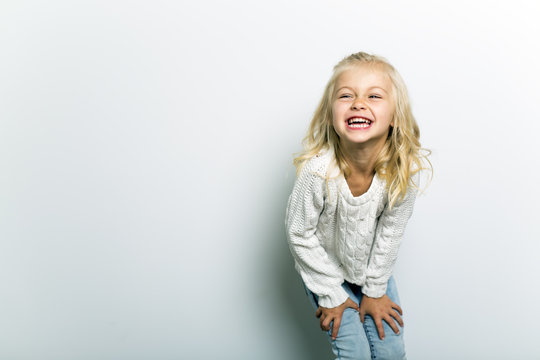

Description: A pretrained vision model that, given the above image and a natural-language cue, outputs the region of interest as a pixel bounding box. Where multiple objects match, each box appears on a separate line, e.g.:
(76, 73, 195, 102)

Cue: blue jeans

(304, 276, 407, 360)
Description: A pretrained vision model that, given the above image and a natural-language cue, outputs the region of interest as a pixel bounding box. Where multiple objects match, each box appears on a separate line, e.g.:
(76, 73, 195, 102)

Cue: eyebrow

(336, 86, 389, 94)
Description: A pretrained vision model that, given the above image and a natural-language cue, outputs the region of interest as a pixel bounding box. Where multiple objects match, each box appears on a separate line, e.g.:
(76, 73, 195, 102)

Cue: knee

(331, 336, 371, 360)
(329, 309, 371, 360)
(370, 333, 406, 360)
(362, 313, 406, 360)
(335, 344, 371, 360)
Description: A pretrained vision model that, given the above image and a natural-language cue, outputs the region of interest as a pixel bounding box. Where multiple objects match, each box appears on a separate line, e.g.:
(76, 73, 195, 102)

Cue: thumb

(346, 298, 359, 311)
(359, 309, 365, 323)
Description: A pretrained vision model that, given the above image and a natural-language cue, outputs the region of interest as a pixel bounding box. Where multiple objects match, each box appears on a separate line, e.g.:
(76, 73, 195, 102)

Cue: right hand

(359, 293, 403, 340)
(315, 297, 359, 340)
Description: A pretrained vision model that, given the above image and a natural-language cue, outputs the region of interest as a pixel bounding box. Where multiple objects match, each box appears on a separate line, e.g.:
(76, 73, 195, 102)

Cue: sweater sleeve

(285, 157, 349, 308)
(362, 175, 419, 298)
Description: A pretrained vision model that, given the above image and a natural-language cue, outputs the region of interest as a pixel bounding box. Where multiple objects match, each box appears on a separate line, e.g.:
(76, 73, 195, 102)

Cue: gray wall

(1, 0, 539, 359)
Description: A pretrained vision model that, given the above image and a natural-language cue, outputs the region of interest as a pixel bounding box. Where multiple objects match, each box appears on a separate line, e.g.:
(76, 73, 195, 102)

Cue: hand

(315, 297, 359, 340)
(359, 294, 403, 340)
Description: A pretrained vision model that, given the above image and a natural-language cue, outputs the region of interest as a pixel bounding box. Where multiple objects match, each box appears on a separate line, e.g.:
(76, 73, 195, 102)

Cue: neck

(340, 138, 386, 177)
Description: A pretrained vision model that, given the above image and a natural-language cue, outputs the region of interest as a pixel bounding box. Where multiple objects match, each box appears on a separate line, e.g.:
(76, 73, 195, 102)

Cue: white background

(1, 1, 540, 359)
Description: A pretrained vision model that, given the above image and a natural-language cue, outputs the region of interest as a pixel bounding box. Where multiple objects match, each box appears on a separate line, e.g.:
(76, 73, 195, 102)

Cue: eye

(338, 94, 352, 99)
(369, 94, 382, 99)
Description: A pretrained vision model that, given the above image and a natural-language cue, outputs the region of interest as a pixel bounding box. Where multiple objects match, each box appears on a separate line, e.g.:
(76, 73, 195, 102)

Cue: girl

(285, 52, 431, 360)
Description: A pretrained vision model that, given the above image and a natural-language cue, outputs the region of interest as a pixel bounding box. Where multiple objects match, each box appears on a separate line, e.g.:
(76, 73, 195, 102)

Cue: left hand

(359, 294, 403, 340)
(315, 297, 359, 340)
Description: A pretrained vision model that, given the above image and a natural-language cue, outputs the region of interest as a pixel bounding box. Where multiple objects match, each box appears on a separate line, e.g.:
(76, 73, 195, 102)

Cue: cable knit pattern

(285, 149, 417, 307)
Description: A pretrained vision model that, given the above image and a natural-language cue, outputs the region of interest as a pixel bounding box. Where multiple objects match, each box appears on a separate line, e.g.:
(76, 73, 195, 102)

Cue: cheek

(330, 113, 341, 134)
(331, 103, 339, 116)
(331, 118, 340, 133)
(331, 105, 340, 124)
(333, 102, 348, 118)
(381, 105, 395, 124)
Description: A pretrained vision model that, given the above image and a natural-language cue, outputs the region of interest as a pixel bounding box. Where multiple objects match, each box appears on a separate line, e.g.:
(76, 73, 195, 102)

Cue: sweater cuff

(317, 285, 349, 308)
(361, 282, 387, 299)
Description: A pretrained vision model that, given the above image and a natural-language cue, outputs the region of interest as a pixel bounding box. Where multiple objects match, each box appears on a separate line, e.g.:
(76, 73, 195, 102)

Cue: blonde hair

(293, 51, 432, 208)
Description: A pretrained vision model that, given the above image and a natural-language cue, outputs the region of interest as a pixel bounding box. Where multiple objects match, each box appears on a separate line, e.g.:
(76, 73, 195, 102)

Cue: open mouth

(347, 117, 372, 129)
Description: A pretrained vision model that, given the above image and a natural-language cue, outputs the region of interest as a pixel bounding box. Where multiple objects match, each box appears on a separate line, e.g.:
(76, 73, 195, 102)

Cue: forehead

(335, 64, 393, 92)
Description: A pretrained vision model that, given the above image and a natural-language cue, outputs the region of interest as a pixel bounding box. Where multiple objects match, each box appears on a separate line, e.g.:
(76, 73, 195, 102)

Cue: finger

(392, 303, 403, 316)
(346, 299, 360, 311)
(331, 317, 341, 340)
(359, 310, 365, 323)
(322, 316, 332, 331)
(319, 315, 326, 330)
(375, 318, 385, 340)
(384, 315, 400, 335)
(391, 310, 404, 328)
(315, 308, 322, 318)
(319, 314, 327, 330)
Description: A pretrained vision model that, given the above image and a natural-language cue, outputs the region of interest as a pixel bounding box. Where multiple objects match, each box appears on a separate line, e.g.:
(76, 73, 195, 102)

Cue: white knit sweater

(285, 149, 417, 308)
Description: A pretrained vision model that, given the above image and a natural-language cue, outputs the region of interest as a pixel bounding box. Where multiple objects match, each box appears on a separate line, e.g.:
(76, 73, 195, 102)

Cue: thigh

(304, 282, 371, 360)
(357, 276, 407, 360)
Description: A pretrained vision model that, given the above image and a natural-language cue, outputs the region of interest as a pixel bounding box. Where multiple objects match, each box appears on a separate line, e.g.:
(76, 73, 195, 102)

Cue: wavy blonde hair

(294, 51, 432, 208)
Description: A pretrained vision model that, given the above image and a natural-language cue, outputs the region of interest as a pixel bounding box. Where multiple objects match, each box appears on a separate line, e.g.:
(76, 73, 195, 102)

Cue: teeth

(348, 118, 371, 126)
(349, 123, 371, 128)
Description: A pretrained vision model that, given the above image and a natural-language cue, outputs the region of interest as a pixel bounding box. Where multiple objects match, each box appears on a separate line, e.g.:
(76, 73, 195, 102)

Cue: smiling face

(332, 63, 395, 150)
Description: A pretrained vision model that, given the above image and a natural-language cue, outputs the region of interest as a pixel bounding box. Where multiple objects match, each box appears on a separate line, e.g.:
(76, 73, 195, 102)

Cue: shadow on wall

(276, 248, 334, 360)
(271, 168, 334, 360)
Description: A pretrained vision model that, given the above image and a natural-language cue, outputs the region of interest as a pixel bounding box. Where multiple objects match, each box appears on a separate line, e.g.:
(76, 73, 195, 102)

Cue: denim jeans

(304, 276, 407, 360)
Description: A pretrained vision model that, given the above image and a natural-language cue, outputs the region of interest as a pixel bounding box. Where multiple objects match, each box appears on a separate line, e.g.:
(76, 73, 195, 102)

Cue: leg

(355, 276, 407, 360)
(304, 282, 371, 360)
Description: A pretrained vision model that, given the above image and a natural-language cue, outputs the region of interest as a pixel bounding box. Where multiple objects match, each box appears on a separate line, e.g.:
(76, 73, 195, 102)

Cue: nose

(351, 99, 366, 110)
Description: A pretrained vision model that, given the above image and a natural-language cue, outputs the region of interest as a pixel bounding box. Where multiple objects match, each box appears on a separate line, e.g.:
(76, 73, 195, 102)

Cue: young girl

(285, 52, 431, 360)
